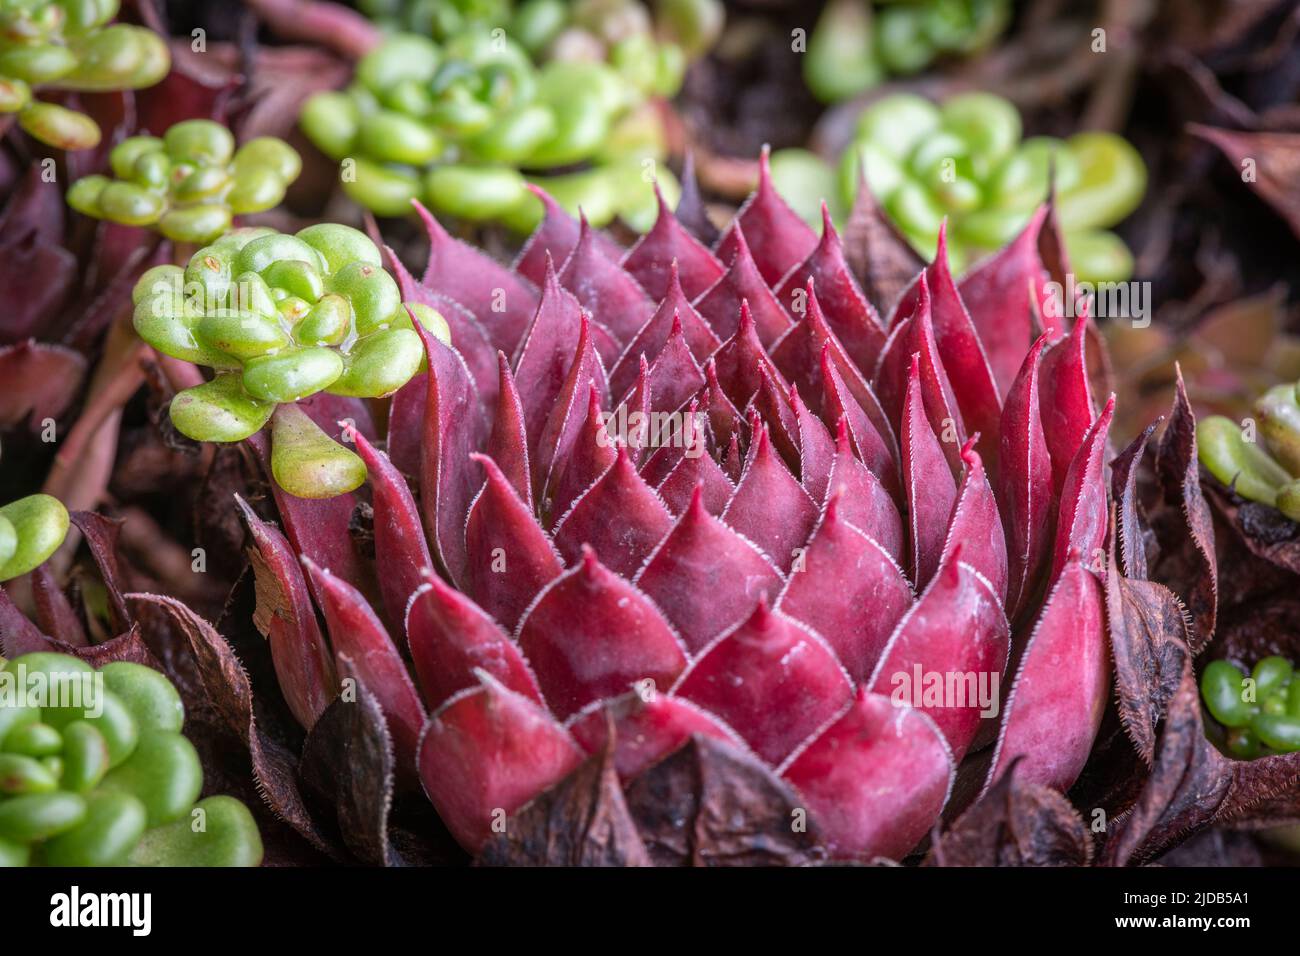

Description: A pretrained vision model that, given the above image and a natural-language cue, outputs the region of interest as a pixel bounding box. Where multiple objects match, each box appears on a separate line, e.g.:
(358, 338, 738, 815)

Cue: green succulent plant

(1202, 657, 1300, 759)
(773, 91, 1147, 282)
(804, 0, 1010, 103)
(0, 0, 170, 150)
(130, 223, 449, 498)
(66, 120, 302, 245)
(302, 0, 722, 230)
(0, 653, 262, 866)
(0, 494, 68, 582)
(1198, 382, 1300, 521)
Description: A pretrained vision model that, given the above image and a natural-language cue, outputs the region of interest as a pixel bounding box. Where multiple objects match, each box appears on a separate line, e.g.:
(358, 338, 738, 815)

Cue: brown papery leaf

(477, 744, 652, 867)
(1101, 668, 1230, 866)
(70, 511, 133, 635)
(840, 168, 922, 318)
(126, 592, 340, 859)
(1153, 368, 1217, 650)
(623, 735, 823, 867)
(1105, 543, 1192, 764)
(1214, 750, 1300, 831)
(299, 657, 398, 867)
(926, 759, 1092, 867)
(1191, 125, 1300, 239)
(1111, 419, 1162, 581)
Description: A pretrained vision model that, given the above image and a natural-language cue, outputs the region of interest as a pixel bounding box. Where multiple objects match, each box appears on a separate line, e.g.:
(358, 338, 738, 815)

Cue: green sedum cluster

(0, 0, 169, 150)
(774, 92, 1147, 283)
(0, 494, 68, 582)
(804, 0, 1010, 103)
(132, 224, 448, 495)
(66, 120, 302, 244)
(0, 653, 262, 866)
(1202, 656, 1300, 759)
(302, 0, 722, 229)
(1199, 383, 1300, 521)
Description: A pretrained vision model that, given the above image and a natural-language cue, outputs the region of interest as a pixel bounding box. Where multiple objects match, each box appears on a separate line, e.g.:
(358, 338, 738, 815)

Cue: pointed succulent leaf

(559, 215, 655, 344)
(535, 310, 609, 511)
(634, 485, 783, 654)
(998, 334, 1054, 622)
(986, 559, 1108, 792)
(821, 346, 900, 498)
(416, 319, 486, 586)
(304, 558, 426, 771)
(1050, 395, 1114, 583)
(902, 354, 958, 588)
(895, 227, 1002, 466)
(694, 226, 794, 346)
(384, 244, 498, 408)
(552, 447, 674, 578)
(867, 552, 1010, 761)
(941, 438, 1008, 604)
(781, 689, 953, 861)
(722, 425, 819, 574)
(824, 417, 904, 561)
(1111, 420, 1160, 581)
(463, 453, 563, 632)
(622, 186, 725, 300)
(674, 600, 852, 766)
(405, 570, 543, 710)
(656, 445, 736, 517)
(1154, 368, 1217, 650)
(841, 163, 925, 317)
(640, 314, 706, 414)
(237, 495, 336, 730)
(792, 386, 836, 499)
(352, 428, 433, 640)
(709, 300, 790, 409)
(609, 265, 720, 399)
(414, 199, 538, 354)
(774, 207, 887, 374)
(567, 691, 746, 781)
(514, 184, 622, 286)
(485, 351, 533, 509)
(777, 492, 913, 680)
(517, 547, 688, 720)
(512, 258, 586, 442)
(714, 148, 818, 285)
(956, 207, 1048, 397)
(417, 673, 584, 853)
(1038, 315, 1096, 497)
(549, 384, 617, 521)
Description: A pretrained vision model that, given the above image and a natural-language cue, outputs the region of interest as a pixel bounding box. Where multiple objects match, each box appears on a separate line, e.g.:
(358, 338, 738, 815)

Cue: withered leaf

(299, 656, 398, 867)
(30, 564, 86, 647)
(840, 167, 922, 318)
(70, 511, 133, 635)
(1213, 749, 1300, 829)
(622, 734, 823, 867)
(1191, 125, 1300, 239)
(926, 759, 1092, 866)
(1153, 368, 1217, 650)
(126, 591, 341, 859)
(1111, 419, 1161, 581)
(1101, 668, 1231, 866)
(477, 743, 651, 867)
(1105, 547, 1192, 764)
